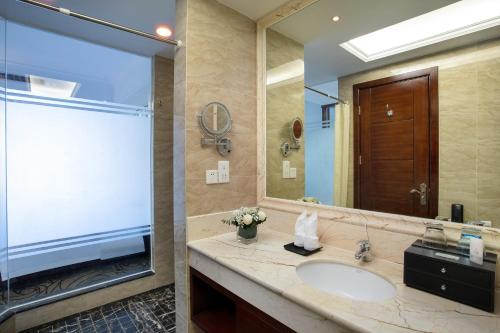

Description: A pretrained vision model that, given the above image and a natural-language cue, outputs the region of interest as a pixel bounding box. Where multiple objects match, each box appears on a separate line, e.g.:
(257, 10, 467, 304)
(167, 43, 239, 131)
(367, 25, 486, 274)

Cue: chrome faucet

(355, 240, 372, 262)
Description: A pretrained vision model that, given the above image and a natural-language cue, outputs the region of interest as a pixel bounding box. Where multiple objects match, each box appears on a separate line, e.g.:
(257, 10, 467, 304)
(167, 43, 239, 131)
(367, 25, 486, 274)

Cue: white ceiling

(0, 0, 176, 58)
(216, 0, 290, 20)
(263, 0, 500, 85)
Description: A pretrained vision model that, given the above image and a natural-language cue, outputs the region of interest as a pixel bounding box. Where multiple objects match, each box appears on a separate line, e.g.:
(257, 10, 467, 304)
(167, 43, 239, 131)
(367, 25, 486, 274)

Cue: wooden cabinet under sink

(190, 267, 295, 333)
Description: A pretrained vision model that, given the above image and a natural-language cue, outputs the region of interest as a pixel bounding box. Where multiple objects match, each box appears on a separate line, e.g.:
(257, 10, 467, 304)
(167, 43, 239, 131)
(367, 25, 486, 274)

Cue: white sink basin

(296, 261, 396, 302)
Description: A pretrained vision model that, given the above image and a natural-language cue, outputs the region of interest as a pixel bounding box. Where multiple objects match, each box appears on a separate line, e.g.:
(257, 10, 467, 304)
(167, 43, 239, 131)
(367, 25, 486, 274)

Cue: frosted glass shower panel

(6, 101, 152, 247)
(0, 16, 7, 313)
(5, 20, 153, 280)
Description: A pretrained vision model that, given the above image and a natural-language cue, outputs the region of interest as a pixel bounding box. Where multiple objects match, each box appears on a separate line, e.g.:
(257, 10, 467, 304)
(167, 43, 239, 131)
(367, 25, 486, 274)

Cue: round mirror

(291, 117, 303, 142)
(198, 102, 232, 137)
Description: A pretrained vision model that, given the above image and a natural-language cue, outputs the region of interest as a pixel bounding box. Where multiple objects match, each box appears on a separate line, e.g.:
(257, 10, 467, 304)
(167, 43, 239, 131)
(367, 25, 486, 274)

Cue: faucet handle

(356, 240, 372, 262)
(358, 239, 370, 249)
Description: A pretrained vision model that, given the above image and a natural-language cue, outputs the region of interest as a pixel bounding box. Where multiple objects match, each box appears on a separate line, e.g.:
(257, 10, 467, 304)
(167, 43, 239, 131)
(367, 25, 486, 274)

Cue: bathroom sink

(296, 261, 396, 302)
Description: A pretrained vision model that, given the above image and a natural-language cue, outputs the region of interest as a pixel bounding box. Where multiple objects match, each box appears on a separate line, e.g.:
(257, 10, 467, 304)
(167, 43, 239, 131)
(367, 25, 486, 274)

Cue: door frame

(353, 67, 439, 218)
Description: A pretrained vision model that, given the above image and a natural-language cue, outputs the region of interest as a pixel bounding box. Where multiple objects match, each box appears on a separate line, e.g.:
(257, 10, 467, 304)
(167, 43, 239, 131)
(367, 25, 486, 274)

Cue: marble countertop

(187, 229, 500, 333)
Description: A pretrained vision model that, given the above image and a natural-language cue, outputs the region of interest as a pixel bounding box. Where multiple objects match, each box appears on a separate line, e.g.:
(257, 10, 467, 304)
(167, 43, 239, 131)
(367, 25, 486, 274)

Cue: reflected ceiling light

(29, 76, 80, 98)
(155, 25, 172, 38)
(331, 16, 341, 22)
(340, 0, 500, 62)
(266, 59, 304, 89)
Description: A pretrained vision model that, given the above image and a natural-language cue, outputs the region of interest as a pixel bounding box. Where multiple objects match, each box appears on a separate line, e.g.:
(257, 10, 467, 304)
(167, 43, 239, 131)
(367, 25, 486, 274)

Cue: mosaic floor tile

(22, 284, 176, 333)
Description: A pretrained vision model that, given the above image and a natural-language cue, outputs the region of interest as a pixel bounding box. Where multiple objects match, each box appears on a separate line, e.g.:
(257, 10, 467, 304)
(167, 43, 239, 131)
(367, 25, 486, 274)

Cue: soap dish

(284, 242, 322, 256)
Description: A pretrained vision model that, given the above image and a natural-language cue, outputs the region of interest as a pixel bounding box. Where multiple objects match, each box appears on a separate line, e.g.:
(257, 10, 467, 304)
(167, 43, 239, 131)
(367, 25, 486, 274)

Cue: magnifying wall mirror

(281, 117, 303, 157)
(291, 117, 303, 144)
(198, 102, 232, 155)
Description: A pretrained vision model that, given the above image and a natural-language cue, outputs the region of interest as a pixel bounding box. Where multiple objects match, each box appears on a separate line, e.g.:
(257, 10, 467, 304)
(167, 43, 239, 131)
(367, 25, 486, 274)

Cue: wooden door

(353, 68, 438, 218)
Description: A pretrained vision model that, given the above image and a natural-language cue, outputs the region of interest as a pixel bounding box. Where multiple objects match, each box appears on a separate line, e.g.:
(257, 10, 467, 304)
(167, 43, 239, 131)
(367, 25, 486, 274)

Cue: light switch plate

(283, 160, 290, 178)
(218, 161, 230, 183)
(289, 168, 297, 178)
(206, 170, 218, 184)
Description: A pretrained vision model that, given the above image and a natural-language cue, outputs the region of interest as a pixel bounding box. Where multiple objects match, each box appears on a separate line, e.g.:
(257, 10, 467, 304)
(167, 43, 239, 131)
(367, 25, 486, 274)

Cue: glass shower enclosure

(1, 15, 7, 319)
(0, 16, 155, 319)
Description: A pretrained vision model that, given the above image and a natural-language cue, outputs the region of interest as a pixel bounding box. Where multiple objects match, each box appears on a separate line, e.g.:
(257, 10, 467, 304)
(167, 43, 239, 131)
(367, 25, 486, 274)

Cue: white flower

(257, 211, 267, 221)
(242, 214, 253, 225)
(232, 209, 240, 216)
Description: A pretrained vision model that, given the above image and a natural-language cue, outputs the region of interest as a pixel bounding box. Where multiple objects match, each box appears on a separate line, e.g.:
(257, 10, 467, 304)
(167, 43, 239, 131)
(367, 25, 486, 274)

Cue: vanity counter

(187, 229, 500, 333)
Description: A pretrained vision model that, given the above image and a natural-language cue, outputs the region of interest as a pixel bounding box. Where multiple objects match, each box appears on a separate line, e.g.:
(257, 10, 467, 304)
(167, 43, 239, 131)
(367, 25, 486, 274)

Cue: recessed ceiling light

(332, 16, 341, 22)
(340, 0, 500, 62)
(29, 75, 80, 98)
(155, 25, 172, 38)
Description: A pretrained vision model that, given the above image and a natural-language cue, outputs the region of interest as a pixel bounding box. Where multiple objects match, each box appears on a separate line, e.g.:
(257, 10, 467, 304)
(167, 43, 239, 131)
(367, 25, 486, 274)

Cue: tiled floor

(22, 284, 176, 333)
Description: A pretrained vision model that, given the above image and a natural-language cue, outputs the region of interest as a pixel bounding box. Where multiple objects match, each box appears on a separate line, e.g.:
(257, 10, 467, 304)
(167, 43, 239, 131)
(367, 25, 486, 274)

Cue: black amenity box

(404, 240, 496, 312)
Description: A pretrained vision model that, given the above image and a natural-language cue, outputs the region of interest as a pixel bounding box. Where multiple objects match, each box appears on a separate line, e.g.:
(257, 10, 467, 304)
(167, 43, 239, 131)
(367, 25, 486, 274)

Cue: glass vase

(237, 225, 258, 244)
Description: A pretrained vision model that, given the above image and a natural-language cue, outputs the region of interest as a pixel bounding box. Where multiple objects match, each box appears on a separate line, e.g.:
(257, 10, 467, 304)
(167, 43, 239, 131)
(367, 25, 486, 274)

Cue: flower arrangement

(222, 207, 267, 229)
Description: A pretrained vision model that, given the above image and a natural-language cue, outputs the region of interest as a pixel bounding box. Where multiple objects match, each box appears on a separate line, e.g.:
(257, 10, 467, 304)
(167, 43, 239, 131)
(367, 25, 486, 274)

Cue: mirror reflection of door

(353, 68, 438, 218)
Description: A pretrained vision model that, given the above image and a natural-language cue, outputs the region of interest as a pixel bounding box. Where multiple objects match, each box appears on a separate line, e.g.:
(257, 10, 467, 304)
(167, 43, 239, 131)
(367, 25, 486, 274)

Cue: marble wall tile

(174, 0, 258, 331)
(439, 143, 477, 221)
(187, 211, 236, 241)
(153, 56, 176, 288)
(186, 176, 257, 216)
(184, 0, 258, 217)
(477, 144, 500, 226)
(266, 30, 305, 201)
(173, 0, 188, 331)
(185, 128, 257, 178)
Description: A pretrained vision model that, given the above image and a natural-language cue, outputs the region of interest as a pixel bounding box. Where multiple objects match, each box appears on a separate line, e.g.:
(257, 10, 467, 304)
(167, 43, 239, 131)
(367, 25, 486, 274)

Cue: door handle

(410, 183, 428, 206)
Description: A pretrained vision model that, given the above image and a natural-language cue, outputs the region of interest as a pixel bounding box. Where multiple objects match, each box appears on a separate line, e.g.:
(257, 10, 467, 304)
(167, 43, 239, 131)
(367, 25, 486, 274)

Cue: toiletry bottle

(451, 203, 464, 223)
(469, 238, 484, 265)
(457, 227, 482, 254)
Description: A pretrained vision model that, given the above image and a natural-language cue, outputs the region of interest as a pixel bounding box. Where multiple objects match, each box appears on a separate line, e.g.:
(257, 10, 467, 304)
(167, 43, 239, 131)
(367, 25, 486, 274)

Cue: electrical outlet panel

(206, 170, 218, 184)
(289, 168, 297, 178)
(218, 161, 230, 183)
(282, 160, 290, 178)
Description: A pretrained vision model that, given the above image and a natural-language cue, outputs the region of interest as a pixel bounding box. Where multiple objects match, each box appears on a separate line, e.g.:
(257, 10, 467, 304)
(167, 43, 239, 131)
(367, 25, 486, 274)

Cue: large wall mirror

(265, 0, 500, 228)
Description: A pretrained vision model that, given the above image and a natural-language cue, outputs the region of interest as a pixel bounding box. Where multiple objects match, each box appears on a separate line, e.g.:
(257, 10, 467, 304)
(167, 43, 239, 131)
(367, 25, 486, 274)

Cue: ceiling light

(155, 25, 172, 38)
(340, 0, 500, 62)
(266, 59, 304, 89)
(332, 16, 340, 22)
(29, 76, 79, 98)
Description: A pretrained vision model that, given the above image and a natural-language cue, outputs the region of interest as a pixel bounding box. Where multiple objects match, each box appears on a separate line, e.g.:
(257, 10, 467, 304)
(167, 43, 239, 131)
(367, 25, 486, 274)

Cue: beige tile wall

(184, 0, 258, 217)
(173, 0, 188, 332)
(174, 0, 258, 331)
(338, 38, 500, 227)
(187, 211, 235, 242)
(13, 56, 175, 331)
(266, 29, 305, 200)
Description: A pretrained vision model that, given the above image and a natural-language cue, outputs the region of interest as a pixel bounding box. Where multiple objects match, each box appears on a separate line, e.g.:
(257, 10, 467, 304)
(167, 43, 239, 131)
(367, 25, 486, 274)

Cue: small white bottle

(469, 238, 484, 265)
